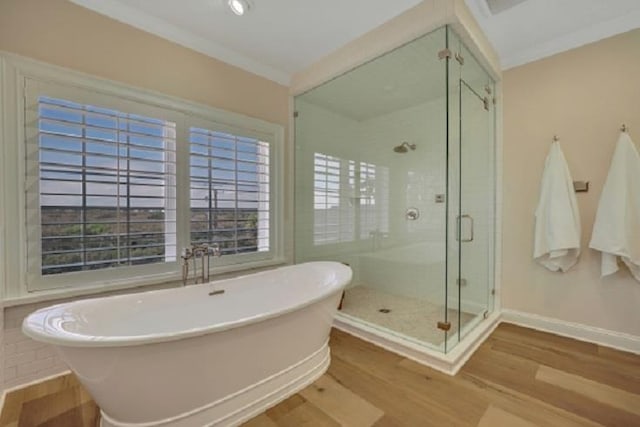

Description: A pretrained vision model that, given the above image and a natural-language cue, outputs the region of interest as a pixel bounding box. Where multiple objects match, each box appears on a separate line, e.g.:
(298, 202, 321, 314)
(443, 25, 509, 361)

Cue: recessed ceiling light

(227, 0, 250, 16)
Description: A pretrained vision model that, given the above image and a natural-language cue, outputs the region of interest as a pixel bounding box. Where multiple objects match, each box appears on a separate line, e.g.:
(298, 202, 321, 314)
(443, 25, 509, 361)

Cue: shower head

(393, 142, 416, 153)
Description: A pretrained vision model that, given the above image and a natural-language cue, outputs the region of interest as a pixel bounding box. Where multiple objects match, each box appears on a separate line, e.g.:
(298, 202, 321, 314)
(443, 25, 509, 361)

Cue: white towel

(533, 141, 581, 272)
(589, 132, 640, 281)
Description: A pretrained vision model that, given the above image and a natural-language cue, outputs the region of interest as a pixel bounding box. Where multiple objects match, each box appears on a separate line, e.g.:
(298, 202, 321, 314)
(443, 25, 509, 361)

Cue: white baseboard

(501, 309, 640, 355)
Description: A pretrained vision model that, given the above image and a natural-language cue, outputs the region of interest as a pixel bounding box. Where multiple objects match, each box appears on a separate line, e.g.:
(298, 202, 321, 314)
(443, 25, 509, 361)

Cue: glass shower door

(294, 27, 450, 352)
(457, 78, 495, 340)
(445, 28, 495, 351)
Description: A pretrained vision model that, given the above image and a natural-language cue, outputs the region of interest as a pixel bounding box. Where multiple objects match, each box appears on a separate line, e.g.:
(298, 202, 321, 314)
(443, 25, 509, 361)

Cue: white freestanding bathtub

(23, 262, 352, 427)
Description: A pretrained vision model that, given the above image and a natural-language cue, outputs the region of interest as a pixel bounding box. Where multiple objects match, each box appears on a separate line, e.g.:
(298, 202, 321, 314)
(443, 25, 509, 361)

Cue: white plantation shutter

(24, 79, 179, 290)
(313, 153, 389, 245)
(188, 118, 273, 264)
(359, 161, 389, 239)
(313, 153, 355, 244)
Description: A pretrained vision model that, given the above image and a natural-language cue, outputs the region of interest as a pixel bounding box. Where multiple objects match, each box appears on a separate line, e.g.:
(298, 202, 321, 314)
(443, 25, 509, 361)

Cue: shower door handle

(456, 214, 474, 242)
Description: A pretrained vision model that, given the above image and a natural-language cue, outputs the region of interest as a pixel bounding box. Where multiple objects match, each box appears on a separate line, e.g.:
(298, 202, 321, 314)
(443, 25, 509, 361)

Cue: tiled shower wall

(294, 97, 450, 303)
(295, 95, 494, 312)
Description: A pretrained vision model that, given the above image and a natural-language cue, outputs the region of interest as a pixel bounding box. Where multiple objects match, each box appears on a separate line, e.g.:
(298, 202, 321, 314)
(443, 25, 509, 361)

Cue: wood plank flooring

(1, 324, 639, 426)
(0, 374, 99, 427)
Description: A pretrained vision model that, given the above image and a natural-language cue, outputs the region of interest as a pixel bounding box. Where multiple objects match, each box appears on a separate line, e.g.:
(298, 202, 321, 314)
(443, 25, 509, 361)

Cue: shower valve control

(435, 194, 445, 203)
(406, 208, 420, 221)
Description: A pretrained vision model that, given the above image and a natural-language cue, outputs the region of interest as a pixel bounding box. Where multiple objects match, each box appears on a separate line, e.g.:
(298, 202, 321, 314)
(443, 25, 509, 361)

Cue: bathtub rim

(22, 261, 352, 348)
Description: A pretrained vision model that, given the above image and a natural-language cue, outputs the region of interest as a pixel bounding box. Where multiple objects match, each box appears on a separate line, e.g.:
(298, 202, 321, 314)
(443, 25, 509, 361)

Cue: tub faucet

(181, 243, 222, 286)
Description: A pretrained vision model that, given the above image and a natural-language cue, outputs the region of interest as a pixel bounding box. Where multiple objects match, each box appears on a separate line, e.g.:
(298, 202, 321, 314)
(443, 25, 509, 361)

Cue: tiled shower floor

(340, 285, 477, 347)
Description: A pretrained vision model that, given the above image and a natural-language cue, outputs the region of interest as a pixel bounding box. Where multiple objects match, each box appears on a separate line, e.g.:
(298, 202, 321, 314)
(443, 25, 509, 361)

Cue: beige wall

(502, 29, 640, 337)
(0, 0, 289, 126)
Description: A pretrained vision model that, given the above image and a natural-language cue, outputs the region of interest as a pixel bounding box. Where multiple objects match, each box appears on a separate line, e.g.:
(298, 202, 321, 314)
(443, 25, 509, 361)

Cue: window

(35, 97, 177, 276)
(4, 59, 284, 294)
(313, 153, 355, 244)
(189, 127, 271, 258)
(313, 153, 389, 246)
(359, 161, 389, 239)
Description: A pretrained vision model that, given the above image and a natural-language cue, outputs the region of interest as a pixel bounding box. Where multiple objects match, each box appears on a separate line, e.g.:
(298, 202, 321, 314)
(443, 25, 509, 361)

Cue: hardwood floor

(1, 324, 639, 426)
(0, 374, 99, 427)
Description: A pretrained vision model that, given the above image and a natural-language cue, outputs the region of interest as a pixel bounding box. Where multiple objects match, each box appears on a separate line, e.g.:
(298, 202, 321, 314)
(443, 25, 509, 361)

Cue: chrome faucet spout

(180, 243, 222, 286)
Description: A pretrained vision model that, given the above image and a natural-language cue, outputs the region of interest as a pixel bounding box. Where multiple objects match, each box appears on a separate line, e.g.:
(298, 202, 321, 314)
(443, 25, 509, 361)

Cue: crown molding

(69, 0, 291, 85)
(502, 8, 640, 70)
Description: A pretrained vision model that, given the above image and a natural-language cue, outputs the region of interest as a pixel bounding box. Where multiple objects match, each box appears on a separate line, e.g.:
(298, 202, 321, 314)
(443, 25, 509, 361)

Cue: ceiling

(467, 0, 640, 69)
(69, 0, 640, 84)
(69, 0, 423, 85)
(300, 30, 446, 121)
(299, 28, 491, 121)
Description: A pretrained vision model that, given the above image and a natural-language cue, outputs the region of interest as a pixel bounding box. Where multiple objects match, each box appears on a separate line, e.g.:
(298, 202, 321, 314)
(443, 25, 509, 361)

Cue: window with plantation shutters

(189, 127, 271, 258)
(358, 161, 389, 239)
(313, 153, 355, 244)
(313, 153, 389, 245)
(34, 96, 177, 274)
(12, 60, 283, 294)
(25, 84, 178, 289)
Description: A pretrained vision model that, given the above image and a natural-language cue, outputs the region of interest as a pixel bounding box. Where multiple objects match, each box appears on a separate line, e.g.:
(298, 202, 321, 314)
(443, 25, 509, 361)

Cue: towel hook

(552, 135, 560, 143)
(621, 124, 628, 132)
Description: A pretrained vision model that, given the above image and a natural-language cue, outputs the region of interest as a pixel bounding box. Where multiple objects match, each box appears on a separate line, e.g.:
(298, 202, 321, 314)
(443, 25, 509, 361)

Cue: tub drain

(378, 308, 391, 314)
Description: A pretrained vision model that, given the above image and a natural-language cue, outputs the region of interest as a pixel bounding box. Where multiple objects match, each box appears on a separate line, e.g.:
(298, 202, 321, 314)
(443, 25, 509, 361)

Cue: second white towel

(534, 141, 581, 272)
(589, 132, 640, 281)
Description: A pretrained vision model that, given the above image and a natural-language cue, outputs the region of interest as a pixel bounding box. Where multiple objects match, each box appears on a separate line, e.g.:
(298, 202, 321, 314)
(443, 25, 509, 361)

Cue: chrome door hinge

(438, 49, 452, 60)
(491, 288, 496, 296)
(457, 278, 467, 287)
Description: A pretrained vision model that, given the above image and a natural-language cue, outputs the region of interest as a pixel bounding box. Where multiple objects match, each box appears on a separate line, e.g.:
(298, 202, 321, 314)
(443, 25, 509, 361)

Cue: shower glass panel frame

(445, 27, 496, 353)
(293, 25, 496, 355)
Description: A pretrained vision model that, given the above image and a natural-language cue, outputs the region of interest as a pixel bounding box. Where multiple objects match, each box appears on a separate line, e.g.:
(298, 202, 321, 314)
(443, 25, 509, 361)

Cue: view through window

(189, 128, 270, 255)
(37, 97, 177, 275)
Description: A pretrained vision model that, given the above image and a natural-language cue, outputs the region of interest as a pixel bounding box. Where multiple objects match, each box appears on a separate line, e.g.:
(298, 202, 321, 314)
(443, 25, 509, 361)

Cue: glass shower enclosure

(294, 26, 495, 354)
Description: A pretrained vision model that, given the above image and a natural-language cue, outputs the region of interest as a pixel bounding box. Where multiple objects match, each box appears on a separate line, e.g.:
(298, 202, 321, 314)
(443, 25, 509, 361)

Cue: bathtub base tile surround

(22, 262, 352, 427)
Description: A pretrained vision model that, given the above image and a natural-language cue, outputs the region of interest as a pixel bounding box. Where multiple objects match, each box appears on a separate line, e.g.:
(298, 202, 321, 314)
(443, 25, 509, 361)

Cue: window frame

(0, 52, 285, 299)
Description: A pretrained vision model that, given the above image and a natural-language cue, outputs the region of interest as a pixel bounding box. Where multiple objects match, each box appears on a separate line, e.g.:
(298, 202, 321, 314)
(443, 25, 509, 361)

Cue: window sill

(3, 257, 288, 308)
